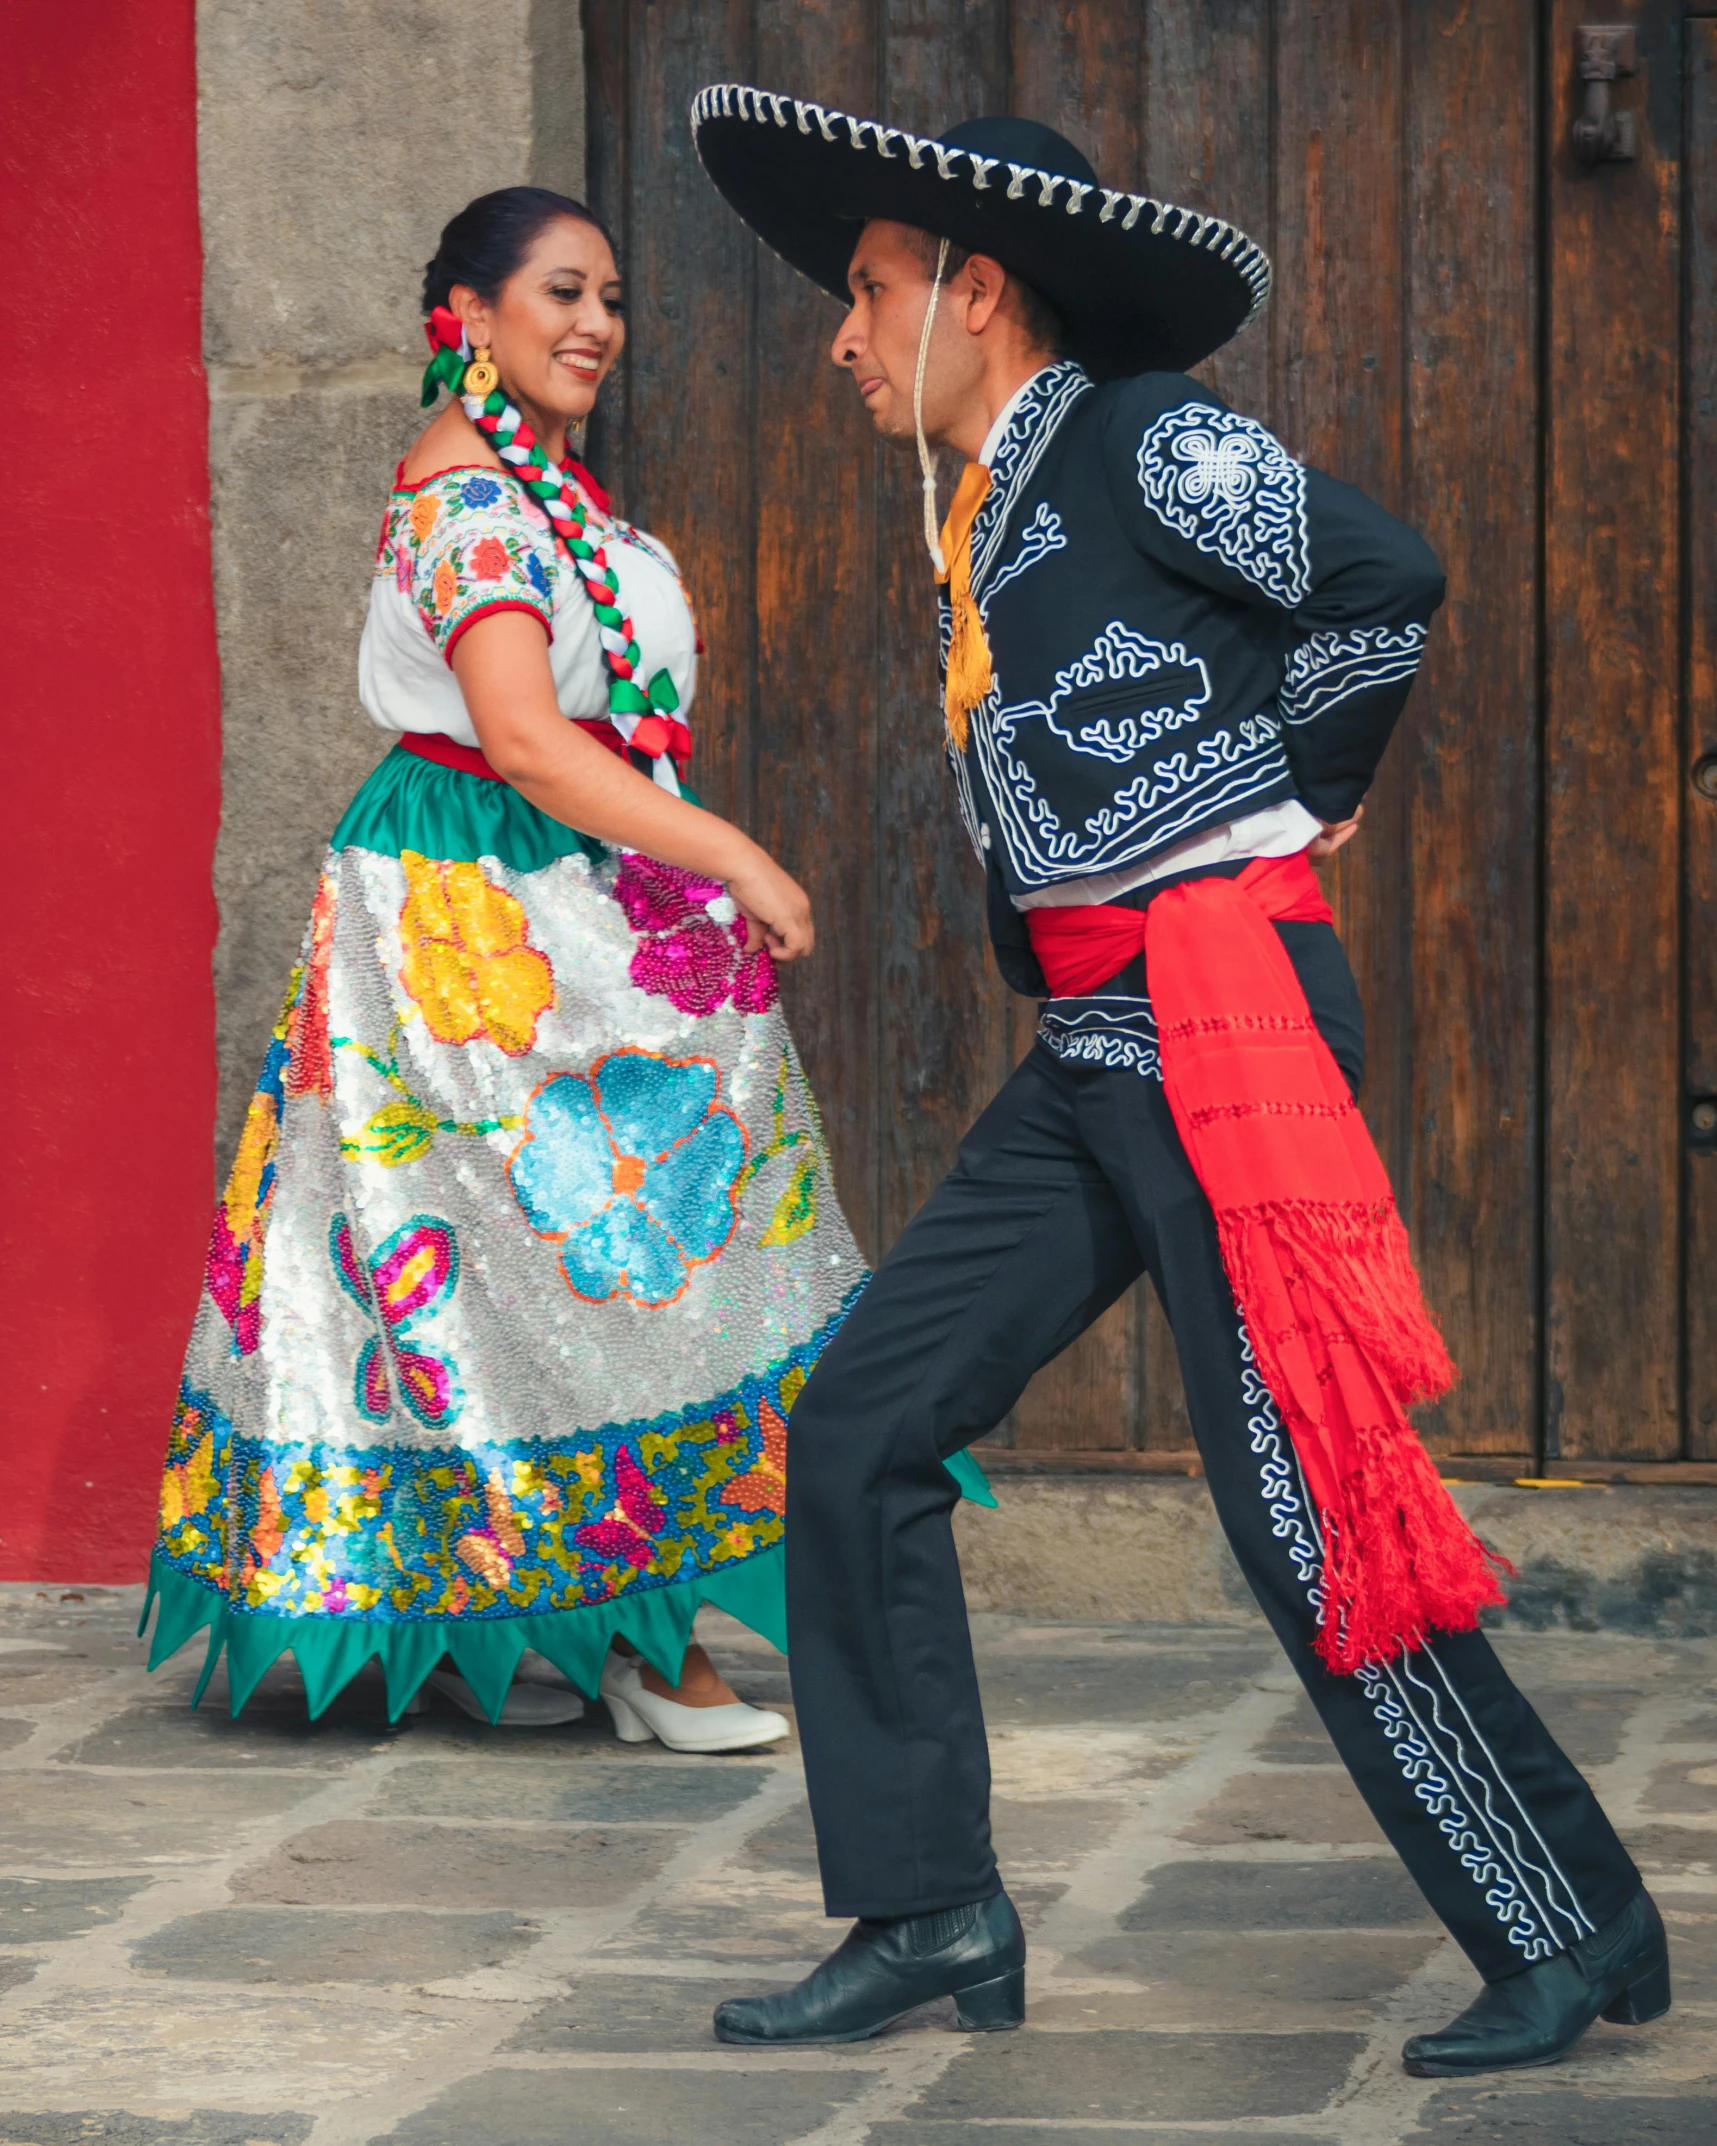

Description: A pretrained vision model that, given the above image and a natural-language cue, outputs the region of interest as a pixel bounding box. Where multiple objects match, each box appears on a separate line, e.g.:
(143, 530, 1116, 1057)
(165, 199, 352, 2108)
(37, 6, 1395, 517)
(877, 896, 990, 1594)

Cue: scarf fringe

(1220, 1199, 1457, 1412)
(1216, 1197, 1505, 1674)
(1315, 1426, 1512, 1675)
(943, 583, 992, 751)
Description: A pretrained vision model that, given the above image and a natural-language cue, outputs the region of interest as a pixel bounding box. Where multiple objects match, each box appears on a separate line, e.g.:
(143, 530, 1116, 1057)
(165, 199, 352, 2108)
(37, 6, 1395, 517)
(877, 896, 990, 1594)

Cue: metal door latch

(1573, 26, 1637, 163)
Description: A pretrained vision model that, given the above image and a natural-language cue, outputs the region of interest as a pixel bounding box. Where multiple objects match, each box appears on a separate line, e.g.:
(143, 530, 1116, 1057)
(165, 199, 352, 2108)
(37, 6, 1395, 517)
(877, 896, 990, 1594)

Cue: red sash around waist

(398, 721, 629, 784)
(1029, 850, 1505, 1674)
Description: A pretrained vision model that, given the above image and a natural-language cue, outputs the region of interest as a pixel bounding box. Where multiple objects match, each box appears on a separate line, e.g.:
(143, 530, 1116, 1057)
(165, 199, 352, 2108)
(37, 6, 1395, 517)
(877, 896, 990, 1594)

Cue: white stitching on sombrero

(689, 85, 1277, 329)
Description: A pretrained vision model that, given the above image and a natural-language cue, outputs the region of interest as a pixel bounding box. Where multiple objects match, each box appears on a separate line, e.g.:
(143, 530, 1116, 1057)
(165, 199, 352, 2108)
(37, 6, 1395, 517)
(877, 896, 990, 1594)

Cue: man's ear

(960, 253, 1009, 336)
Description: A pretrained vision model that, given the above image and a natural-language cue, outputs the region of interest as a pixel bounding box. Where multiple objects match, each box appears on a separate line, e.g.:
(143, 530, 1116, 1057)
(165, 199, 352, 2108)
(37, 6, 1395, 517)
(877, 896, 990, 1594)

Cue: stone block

(1644, 1760, 1717, 1815)
(957, 1482, 1717, 1639)
(229, 1819, 679, 1908)
(1660, 1895, 1717, 2004)
(502, 1974, 782, 2052)
(0, 1659, 111, 1706)
(1403, 2087, 1717, 2142)
(0, 1877, 150, 1944)
(197, 1, 535, 370)
(1045, 1928, 1438, 2027)
(975, 1641, 1275, 1726)
(385, 2066, 870, 2144)
(0, 1958, 37, 1995)
(0, 1721, 31, 1755)
(204, 384, 410, 1161)
(373, 1755, 771, 1824)
(1113, 1857, 1436, 1932)
(596, 1891, 829, 1966)
(1623, 1826, 1717, 1879)
(0, 1775, 319, 1868)
(902, 2028, 1366, 2123)
(1511, 1684, 1638, 1769)
(0, 2116, 312, 2145)
(1178, 1766, 1389, 1848)
(131, 1906, 537, 1985)
(873, 2131, 1332, 2146)
(957, 1481, 1259, 1625)
(55, 1697, 377, 1771)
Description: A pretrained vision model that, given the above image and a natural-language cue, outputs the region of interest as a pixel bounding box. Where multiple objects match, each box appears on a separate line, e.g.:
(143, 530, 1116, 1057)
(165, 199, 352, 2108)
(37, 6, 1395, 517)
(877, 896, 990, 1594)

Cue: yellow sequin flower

(397, 851, 555, 1056)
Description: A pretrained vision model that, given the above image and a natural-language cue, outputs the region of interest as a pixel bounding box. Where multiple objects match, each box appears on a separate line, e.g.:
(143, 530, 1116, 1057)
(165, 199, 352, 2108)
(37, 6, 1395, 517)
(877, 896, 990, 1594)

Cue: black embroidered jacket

(942, 361, 1445, 995)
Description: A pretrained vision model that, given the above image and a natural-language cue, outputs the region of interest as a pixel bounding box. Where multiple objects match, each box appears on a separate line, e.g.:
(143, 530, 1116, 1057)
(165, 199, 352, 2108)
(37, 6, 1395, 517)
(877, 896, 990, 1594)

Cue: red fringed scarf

(1028, 854, 1508, 1673)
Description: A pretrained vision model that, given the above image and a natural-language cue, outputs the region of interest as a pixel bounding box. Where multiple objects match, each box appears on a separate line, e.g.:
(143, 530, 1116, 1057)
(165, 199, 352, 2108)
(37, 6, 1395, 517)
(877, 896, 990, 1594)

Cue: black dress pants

(784, 923, 1640, 1983)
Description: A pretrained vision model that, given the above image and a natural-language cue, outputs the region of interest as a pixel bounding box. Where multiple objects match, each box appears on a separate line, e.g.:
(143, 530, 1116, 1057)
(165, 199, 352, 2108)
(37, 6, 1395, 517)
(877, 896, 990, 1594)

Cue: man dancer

(691, 87, 1666, 2074)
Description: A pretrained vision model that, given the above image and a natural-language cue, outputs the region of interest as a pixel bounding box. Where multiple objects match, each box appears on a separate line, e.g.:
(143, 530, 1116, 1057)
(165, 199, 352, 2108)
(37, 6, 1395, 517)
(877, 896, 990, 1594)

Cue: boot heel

(604, 1691, 655, 1744)
(1601, 1957, 1672, 2025)
(953, 1966, 1025, 2031)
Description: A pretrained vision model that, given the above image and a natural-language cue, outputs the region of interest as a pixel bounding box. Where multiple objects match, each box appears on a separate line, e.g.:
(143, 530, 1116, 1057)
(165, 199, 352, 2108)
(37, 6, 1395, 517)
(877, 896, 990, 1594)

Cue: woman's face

(454, 215, 625, 430)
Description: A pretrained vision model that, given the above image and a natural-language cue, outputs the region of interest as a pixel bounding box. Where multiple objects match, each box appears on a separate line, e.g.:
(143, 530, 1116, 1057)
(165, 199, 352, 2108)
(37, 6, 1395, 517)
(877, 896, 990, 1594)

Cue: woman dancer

(146, 186, 989, 1741)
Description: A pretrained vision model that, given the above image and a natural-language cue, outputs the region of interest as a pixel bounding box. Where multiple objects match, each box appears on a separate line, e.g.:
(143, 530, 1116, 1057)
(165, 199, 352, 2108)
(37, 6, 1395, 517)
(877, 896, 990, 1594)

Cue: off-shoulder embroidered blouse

(358, 462, 697, 748)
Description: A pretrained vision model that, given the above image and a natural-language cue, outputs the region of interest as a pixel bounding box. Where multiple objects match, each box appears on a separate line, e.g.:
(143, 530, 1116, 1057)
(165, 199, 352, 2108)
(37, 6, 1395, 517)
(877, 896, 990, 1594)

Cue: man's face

(832, 220, 977, 445)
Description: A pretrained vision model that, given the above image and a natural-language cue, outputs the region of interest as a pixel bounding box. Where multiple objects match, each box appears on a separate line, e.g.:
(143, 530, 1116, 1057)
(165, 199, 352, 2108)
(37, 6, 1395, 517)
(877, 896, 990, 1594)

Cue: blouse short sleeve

(398, 469, 557, 661)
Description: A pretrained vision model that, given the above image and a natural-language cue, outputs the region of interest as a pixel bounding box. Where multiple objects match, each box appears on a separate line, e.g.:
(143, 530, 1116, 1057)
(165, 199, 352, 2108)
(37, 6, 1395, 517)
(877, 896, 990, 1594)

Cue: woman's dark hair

(421, 187, 617, 314)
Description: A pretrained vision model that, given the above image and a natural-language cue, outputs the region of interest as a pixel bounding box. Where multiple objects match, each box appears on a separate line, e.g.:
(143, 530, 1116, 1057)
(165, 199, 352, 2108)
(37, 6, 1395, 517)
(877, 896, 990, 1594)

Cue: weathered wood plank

(1274, 0, 1410, 1213)
(750, 2, 884, 1257)
(1004, 0, 1147, 1450)
(598, 2, 757, 837)
(1544, 0, 1682, 1457)
(1133, 0, 1273, 1450)
(875, 2, 1013, 1259)
(1684, 19, 1717, 1459)
(1400, 0, 1539, 1457)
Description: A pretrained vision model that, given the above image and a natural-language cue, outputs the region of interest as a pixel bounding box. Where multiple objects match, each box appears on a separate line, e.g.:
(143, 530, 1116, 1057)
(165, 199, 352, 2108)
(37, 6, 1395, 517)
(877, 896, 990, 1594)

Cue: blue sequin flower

(508, 1050, 746, 1307)
(460, 475, 504, 509)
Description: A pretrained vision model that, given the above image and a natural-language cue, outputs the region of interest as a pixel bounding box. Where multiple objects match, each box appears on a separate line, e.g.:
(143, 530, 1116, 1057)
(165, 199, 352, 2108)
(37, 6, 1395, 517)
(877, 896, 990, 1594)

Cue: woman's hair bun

(421, 187, 615, 314)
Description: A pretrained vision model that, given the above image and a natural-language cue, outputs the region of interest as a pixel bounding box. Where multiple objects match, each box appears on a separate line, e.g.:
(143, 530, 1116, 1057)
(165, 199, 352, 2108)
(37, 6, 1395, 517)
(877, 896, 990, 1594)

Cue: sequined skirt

(145, 743, 912, 1719)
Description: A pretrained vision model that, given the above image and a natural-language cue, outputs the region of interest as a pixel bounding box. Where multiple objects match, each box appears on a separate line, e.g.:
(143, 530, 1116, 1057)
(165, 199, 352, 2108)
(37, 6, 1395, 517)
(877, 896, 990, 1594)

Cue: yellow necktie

(937, 461, 993, 751)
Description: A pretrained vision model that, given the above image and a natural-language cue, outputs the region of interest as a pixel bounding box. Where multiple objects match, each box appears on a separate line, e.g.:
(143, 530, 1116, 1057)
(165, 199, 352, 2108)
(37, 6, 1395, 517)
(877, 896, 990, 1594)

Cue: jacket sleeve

(1102, 374, 1446, 822)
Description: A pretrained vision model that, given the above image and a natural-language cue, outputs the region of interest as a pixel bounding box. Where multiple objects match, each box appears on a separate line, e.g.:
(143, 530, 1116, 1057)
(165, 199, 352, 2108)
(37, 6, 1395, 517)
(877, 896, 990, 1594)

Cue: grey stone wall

(198, 0, 586, 1170)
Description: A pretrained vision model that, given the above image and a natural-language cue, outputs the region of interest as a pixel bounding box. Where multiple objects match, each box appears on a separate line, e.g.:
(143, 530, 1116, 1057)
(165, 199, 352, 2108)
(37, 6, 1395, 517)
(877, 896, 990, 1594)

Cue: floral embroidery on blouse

(376, 468, 559, 659)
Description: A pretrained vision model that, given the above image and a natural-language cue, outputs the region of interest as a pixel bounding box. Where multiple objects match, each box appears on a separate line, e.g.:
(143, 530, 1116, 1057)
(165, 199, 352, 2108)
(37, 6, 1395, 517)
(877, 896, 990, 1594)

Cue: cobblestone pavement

(0, 1587, 1713, 2144)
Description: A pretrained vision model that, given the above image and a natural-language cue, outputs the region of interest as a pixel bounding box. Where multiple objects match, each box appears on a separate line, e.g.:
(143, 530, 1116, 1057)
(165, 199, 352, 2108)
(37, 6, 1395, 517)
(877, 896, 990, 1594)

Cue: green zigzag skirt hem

(141, 1444, 995, 1725)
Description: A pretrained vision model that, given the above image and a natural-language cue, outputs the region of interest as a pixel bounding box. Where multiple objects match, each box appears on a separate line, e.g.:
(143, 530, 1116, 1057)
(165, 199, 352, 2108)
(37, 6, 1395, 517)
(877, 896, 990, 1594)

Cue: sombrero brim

(690, 84, 1270, 379)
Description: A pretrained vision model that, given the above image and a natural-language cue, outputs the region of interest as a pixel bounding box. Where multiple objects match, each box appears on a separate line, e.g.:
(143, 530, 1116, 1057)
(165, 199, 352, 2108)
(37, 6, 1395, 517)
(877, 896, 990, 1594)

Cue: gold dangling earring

(463, 344, 499, 396)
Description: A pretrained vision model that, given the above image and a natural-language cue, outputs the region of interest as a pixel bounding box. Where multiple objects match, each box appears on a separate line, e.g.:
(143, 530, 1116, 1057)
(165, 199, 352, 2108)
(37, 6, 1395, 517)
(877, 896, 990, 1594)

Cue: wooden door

(584, 2, 1714, 1477)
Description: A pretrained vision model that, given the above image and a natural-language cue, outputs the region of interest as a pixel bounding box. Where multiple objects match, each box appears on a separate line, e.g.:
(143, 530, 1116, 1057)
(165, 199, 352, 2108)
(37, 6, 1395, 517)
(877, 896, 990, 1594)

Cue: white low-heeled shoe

(600, 1654, 789, 1752)
(422, 1667, 585, 1726)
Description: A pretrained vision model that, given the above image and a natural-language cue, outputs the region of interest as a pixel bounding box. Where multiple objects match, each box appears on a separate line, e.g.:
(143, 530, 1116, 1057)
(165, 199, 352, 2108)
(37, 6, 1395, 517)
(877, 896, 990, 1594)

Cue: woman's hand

(727, 855, 814, 960)
(452, 611, 816, 955)
(1307, 805, 1364, 863)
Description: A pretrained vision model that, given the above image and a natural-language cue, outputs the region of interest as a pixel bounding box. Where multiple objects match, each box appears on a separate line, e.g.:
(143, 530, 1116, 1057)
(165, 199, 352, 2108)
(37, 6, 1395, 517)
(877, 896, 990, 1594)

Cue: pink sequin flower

(613, 854, 778, 1017)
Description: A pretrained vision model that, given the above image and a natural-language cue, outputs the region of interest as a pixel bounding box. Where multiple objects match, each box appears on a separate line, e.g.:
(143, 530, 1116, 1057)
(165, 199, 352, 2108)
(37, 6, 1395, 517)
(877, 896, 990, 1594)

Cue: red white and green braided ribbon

(420, 307, 690, 792)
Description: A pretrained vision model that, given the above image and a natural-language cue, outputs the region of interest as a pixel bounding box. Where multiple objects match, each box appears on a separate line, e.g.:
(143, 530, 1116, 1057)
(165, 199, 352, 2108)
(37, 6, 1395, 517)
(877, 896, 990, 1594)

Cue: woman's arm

(452, 611, 813, 958)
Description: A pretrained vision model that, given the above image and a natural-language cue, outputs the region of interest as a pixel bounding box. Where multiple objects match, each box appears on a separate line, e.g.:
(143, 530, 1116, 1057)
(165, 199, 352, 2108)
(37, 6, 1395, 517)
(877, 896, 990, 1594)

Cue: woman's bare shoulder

(398, 403, 505, 487)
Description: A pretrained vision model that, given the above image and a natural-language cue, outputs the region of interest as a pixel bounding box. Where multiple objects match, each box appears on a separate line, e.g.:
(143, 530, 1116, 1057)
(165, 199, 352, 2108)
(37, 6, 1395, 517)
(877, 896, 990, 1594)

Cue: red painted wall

(0, 3, 222, 1579)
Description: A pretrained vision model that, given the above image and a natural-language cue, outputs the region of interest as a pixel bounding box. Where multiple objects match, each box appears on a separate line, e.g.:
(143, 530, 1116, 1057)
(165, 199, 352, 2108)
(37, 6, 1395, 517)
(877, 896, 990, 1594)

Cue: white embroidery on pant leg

(1413, 1647, 1597, 1943)
(1238, 1319, 1565, 1964)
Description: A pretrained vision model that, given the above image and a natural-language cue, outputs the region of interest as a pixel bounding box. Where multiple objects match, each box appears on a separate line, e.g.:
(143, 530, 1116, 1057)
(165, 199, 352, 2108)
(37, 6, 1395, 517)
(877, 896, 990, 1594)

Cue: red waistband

(1025, 851, 1334, 998)
(398, 721, 627, 784)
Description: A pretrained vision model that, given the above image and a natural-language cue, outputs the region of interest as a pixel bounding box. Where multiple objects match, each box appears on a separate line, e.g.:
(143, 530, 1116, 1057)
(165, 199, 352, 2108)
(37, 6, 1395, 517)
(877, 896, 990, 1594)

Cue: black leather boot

(1403, 1890, 1670, 2076)
(712, 1891, 1026, 2044)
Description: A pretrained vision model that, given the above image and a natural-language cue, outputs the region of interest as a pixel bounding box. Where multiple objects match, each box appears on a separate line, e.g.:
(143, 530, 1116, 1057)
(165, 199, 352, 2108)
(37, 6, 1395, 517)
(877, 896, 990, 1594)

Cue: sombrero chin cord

(913, 238, 950, 573)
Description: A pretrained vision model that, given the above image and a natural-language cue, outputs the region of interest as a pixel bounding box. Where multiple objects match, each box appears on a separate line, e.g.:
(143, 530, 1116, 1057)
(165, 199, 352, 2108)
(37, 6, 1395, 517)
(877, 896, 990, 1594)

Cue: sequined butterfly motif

(329, 1213, 464, 1430)
(573, 1446, 668, 1569)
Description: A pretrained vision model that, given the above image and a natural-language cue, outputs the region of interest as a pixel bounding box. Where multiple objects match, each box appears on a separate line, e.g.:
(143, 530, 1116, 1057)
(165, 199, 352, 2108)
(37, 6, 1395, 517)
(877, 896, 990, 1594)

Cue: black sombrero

(691, 86, 1270, 380)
